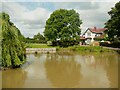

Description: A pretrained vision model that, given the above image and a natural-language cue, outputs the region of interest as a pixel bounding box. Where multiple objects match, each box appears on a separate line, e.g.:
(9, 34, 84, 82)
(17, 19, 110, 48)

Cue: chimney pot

(94, 27, 96, 29)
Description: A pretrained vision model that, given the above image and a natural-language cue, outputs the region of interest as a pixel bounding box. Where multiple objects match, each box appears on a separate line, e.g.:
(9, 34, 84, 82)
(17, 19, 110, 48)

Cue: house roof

(89, 27, 107, 33)
(83, 27, 107, 35)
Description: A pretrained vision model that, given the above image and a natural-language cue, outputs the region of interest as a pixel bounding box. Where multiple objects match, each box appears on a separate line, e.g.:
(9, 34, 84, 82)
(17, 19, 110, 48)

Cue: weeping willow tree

(0, 12, 26, 68)
(0, 13, 2, 67)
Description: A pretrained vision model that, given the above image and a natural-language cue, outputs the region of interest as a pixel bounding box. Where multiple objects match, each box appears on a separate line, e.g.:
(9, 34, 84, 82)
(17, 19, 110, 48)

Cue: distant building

(80, 27, 107, 45)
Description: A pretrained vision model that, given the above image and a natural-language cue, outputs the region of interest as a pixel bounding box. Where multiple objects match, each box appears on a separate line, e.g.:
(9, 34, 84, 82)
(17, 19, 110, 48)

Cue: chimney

(94, 27, 97, 29)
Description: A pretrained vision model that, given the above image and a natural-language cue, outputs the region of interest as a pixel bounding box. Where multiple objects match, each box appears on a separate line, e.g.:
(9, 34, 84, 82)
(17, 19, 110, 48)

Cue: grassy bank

(69, 46, 114, 52)
(57, 45, 115, 53)
(26, 43, 53, 48)
(26, 43, 115, 53)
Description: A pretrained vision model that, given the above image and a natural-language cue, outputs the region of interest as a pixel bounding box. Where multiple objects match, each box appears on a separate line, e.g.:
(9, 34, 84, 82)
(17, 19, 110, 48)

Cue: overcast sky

(0, 0, 119, 37)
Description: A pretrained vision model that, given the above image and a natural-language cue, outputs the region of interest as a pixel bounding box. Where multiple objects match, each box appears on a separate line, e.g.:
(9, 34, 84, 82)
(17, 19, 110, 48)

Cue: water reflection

(74, 53, 118, 88)
(2, 69, 27, 88)
(45, 53, 81, 88)
(105, 57, 118, 88)
(0, 71, 2, 89)
(2, 52, 119, 88)
(23, 54, 51, 88)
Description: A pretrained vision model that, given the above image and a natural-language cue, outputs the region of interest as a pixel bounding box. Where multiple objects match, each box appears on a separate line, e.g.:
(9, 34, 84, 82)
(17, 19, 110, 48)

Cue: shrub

(100, 41, 120, 48)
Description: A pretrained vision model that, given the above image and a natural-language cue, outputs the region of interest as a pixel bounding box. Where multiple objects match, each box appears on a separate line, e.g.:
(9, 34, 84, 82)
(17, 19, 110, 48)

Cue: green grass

(58, 45, 114, 53)
(26, 43, 53, 48)
(25, 43, 114, 53)
(26, 43, 60, 49)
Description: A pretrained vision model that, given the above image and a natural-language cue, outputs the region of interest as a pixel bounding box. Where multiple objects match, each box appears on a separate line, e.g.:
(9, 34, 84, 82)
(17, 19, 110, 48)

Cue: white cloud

(76, 2, 117, 34)
(1, 1, 119, 37)
(21, 8, 50, 23)
(1, 0, 120, 2)
(44, 2, 118, 34)
(2, 2, 51, 37)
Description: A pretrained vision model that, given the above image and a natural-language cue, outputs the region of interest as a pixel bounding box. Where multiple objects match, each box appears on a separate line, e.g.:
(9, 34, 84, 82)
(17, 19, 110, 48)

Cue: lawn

(25, 43, 114, 53)
(26, 43, 53, 48)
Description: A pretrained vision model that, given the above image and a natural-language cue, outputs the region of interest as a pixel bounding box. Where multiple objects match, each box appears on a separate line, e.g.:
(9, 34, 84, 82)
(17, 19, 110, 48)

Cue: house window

(87, 32, 91, 36)
(96, 34, 101, 36)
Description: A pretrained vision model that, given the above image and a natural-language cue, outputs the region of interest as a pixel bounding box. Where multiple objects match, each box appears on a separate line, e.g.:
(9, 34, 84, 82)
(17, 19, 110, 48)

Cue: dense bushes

(100, 42, 120, 48)
(51, 40, 79, 47)
(70, 46, 103, 52)
(25, 37, 46, 44)
(0, 14, 2, 66)
(57, 45, 112, 53)
(111, 42, 120, 48)
(100, 42, 109, 46)
(25, 33, 46, 44)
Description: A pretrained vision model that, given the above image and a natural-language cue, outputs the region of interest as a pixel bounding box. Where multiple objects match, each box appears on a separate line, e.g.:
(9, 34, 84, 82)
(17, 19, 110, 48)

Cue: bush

(110, 42, 120, 48)
(100, 41, 120, 48)
(100, 42, 109, 46)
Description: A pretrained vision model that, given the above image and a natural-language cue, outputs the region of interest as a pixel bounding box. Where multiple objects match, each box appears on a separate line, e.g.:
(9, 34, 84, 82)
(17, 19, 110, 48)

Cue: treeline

(100, 1, 120, 48)
(1, 12, 26, 68)
(24, 9, 82, 47)
(105, 1, 120, 42)
(25, 33, 46, 43)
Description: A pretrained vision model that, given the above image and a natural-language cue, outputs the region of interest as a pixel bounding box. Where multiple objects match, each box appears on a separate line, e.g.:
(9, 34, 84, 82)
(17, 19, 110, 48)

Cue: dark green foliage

(100, 42, 110, 47)
(100, 42, 120, 48)
(25, 37, 35, 43)
(105, 1, 120, 41)
(1, 12, 26, 68)
(25, 33, 46, 43)
(33, 33, 46, 43)
(0, 14, 2, 66)
(57, 46, 112, 53)
(71, 46, 103, 52)
(44, 9, 82, 47)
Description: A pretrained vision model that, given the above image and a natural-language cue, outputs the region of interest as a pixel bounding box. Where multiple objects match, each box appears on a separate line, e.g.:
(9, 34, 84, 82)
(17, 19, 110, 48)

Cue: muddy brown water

(1, 52, 119, 88)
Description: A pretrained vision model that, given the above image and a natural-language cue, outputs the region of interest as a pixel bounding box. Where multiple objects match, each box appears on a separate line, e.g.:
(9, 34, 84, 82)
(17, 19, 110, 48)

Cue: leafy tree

(105, 1, 120, 41)
(44, 9, 82, 47)
(33, 33, 46, 43)
(16, 27, 26, 42)
(0, 13, 2, 66)
(0, 12, 26, 68)
(25, 37, 34, 43)
(25, 33, 46, 43)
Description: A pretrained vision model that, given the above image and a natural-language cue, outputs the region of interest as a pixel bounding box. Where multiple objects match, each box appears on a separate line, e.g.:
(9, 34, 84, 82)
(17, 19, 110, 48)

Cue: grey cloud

(23, 24, 45, 29)
(53, 2, 99, 10)
(23, 28, 44, 38)
(1, 2, 118, 37)
(22, 19, 46, 25)
(1, 2, 50, 37)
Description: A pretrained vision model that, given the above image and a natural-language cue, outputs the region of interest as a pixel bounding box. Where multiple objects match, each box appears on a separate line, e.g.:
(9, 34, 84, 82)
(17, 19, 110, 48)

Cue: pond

(2, 52, 119, 88)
